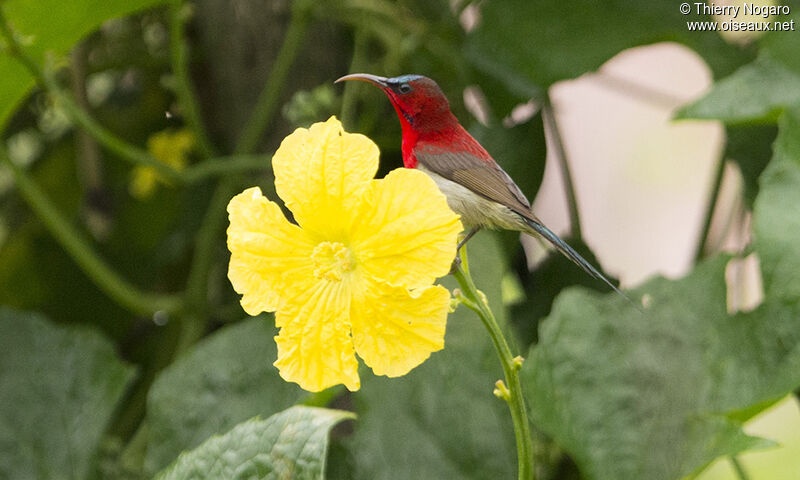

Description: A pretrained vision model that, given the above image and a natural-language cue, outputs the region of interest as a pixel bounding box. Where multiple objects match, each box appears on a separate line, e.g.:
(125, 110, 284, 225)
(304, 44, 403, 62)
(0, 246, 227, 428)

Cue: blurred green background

(1, 0, 799, 479)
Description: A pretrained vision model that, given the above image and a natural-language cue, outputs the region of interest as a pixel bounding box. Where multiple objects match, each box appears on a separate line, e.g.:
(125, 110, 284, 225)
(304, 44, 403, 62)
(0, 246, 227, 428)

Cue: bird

(335, 73, 630, 301)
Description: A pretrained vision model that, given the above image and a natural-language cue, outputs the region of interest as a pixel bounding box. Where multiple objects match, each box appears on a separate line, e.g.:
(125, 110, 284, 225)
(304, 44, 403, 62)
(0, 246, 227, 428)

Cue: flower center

(311, 242, 354, 281)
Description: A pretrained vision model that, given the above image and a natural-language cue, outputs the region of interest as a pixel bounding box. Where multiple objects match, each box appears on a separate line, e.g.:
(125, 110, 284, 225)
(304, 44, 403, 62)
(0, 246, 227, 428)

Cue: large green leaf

(0, 308, 136, 480)
(523, 256, 787, 480)
(144, 316, 305, 474)
(0, 0, 168, 131)
(155, 406, 353, 480)
(676, 54, 800, 124)
(521, 107, 800, 480)
(466, 0, 748, 90)
(340, 234, 517, 479)
(753, 107, 800, 300)
(678, 12, 800, 124)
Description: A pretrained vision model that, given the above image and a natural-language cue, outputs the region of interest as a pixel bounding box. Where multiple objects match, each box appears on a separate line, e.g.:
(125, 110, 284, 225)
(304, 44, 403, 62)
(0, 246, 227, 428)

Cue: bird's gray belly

(418, 167, 527, 231)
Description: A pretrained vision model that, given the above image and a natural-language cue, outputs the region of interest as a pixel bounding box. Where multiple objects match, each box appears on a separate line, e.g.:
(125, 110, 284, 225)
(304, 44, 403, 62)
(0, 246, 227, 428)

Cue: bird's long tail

(522, 217, 639, 308)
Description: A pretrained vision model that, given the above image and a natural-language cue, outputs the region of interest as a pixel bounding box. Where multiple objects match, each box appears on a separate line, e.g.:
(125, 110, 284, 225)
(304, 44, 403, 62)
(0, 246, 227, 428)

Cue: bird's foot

(449, 254, 462, 275)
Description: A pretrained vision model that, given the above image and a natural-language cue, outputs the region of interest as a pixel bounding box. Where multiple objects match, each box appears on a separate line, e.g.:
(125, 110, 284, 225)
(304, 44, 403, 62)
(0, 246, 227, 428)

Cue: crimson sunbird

(336, 73, 628, 299)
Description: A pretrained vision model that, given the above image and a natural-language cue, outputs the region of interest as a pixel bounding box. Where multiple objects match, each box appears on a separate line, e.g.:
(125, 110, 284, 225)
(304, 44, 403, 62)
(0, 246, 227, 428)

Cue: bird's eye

(398, 83, 412, 94)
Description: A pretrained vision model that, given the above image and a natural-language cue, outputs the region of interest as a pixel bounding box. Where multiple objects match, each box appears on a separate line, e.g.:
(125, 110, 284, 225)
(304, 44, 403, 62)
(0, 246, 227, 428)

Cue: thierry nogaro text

(694, 3, 790, 18)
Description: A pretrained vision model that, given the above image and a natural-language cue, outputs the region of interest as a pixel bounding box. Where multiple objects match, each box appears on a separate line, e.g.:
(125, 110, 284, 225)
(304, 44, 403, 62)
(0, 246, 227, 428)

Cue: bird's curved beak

(335, 73, 390, 88)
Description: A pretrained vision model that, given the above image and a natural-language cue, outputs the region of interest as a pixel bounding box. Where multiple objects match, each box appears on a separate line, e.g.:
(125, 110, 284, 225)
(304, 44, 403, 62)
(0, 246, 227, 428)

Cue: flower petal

(274, 280, 360, 392)
(352, 168, 462, 287)
(272, 116, 379, 240)
(227, 187, 316, 315)
(351, 278, 449, 377)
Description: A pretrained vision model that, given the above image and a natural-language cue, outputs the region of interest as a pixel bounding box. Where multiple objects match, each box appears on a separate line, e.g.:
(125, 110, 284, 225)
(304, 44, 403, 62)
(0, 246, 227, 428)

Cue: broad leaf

(757, 11, 800, 76)
(522, 107, 800, 480)
(144, 316, 305, 474)
(466, 0, 748, 90)
(155, 406, 353, 480)
(0, 0, 168, 130)
(523, 257, 784, 480)
(341, 234, 517, 479)
(676, 54, 800, 124)
(678, 12, 800, 124)
(0, 308, 136, 480)
(752, 107, 800, 299)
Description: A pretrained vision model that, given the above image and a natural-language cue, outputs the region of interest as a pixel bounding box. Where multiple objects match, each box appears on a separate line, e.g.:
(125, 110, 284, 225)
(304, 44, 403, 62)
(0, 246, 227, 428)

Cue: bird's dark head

(335, 73, 455, 131)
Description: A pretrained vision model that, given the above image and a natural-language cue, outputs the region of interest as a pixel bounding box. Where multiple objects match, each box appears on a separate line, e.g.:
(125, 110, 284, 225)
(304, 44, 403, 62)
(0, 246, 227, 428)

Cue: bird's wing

(416, 139, 639, 308)
(414, 142, 534, 217)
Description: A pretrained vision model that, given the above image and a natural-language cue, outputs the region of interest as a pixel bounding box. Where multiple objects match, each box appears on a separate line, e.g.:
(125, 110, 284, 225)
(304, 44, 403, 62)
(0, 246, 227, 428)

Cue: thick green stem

(183, 155, 270, 184)
(543, 98, 581, 239)
(1, 149, 182, 316)
(234, 0, 312, 154)
(453, 250, 534, 480)
(169, 0, 217, 158)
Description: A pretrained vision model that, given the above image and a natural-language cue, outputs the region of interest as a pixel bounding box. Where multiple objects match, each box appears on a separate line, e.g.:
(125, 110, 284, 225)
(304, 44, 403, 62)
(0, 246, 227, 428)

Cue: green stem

(183, 155, 270, 184)
(1, 149, 182, 315)
(693, 156, 726, 261)
(180, 178, 239, 345)
(301, 385, 344, 407)
(169, 0, 217, 158)
(53, 87, 184, 183)
(234, 0, 312, 154)
(0, 11, 184, 184)
(730, 456, 751, 480)
(543, 97, 581, 239)
(69, 41, 104, 197)
(339, 28, 368, 129)
(452, 249, 534, 480)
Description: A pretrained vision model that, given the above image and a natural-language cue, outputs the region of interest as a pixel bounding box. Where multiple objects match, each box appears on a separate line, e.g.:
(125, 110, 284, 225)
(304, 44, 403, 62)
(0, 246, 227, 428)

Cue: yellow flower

(130, 129, 195, 198)
(226, 117, 462, 392)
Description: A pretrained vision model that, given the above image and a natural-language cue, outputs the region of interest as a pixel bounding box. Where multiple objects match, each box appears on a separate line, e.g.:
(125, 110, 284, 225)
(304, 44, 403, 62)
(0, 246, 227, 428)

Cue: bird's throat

(400, 125, 419, 169)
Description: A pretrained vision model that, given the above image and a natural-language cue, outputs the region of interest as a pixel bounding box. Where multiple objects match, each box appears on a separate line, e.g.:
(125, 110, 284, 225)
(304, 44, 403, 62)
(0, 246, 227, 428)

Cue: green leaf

(155, 406, 353, 480)
(752, 107, 800, 301)
(466, 0, 748, 89)
(341, 234, 517, 479)
(521, 107, 800, 480)
(676, 54, 800, 124)
(522, 255, 795, 480)
(0, 307, 136, 480)
(757, 12, 800, 76)
(0, 0, 168, 131)
(677, 12, 800, 124)
(145, 316, 305, 474)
